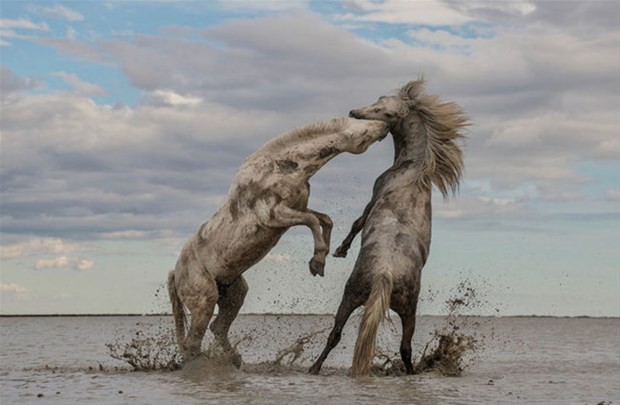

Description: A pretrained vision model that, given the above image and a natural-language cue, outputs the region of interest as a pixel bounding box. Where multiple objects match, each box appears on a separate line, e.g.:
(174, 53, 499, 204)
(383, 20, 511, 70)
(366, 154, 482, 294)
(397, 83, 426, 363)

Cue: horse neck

(271, 130, 345, 178)
(392, 113, 428, 169)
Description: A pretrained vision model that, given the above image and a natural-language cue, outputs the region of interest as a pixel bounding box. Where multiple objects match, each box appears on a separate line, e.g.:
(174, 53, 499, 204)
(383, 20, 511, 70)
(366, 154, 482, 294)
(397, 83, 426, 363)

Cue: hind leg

(180, 271, 219, 360)
(309, 290, 364, 374)
(209, 276, 248, 367)
(398, 311, 417, 375)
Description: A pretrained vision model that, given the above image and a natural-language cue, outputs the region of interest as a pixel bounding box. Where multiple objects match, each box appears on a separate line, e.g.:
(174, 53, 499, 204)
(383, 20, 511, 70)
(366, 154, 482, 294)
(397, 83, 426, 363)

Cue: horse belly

(210, 222, 285, 283)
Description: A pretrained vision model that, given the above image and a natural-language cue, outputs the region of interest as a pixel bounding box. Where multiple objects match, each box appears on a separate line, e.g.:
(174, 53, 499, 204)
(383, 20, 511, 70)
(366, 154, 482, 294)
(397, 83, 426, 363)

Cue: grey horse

(168, 117, 389, 362)
(309, 80, 469, 377)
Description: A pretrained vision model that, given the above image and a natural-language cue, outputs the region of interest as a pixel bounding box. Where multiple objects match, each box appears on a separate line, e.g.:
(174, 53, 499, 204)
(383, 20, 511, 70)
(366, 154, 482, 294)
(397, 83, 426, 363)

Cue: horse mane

(400, 79, 469, 198)
(266, 117, 350, 151)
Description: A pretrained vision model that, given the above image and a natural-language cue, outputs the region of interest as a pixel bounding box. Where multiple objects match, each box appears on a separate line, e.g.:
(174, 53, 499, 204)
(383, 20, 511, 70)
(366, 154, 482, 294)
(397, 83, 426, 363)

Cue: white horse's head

(339, 118, 389, 155)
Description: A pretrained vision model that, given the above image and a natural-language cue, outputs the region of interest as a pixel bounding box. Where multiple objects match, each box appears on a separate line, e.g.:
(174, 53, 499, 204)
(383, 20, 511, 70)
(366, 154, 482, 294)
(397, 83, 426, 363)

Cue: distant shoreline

(0, 313, 617, 319)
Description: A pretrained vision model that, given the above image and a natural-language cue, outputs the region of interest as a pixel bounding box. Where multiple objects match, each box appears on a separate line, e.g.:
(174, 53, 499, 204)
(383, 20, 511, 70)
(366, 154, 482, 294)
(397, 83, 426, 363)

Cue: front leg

(333, 200, 373, 258)
(307, 209, 333, 251)
(333, 213, 365, 258)
(261, 203, 329, 277)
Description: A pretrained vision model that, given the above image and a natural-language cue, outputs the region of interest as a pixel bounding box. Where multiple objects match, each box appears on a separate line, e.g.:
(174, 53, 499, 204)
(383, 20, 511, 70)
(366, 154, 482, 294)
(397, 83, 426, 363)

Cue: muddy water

(1, 315, 618, 404)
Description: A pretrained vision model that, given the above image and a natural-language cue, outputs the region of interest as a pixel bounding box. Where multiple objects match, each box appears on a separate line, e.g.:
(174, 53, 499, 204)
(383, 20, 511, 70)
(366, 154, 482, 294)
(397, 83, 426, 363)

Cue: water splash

(106, 326, 182, 371)
(412, 279, 485, 376)
(272, 327, 329, 366)
(413, 330, 477, 376)
(370, 277, 495, 377)
(241, 327, 331, 375)
(203, 336, 250, 369)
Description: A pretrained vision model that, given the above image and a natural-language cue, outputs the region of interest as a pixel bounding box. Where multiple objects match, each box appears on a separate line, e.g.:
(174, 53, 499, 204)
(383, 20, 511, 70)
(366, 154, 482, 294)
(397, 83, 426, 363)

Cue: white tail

(167, 271, 187, 354)
(351, 271, 393, 377)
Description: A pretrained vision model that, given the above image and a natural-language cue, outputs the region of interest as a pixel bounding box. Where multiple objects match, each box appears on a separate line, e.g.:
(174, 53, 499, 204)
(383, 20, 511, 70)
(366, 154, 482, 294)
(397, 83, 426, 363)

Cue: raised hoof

(332, 246, 348, 258)
(309, 257, 325, 277)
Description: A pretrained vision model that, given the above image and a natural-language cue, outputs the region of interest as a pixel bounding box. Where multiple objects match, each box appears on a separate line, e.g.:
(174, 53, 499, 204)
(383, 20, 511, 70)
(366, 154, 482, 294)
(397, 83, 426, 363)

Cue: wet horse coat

(309, 80, 468, 377)
(168, 117, 389, 361)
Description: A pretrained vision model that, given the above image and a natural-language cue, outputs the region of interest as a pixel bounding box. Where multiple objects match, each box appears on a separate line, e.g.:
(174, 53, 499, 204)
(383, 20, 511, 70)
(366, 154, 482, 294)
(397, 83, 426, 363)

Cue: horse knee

(321, 215, 333, 229)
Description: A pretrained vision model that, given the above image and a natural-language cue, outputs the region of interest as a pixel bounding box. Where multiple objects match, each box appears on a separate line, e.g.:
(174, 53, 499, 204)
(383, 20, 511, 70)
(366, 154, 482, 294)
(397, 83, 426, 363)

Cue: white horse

(309, 80, 468, 377)
(168, 117, 389, 361)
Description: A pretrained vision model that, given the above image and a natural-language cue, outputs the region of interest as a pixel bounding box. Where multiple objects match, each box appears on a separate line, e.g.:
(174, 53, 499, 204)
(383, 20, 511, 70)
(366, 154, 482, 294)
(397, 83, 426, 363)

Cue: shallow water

(1, 315, 618, 404)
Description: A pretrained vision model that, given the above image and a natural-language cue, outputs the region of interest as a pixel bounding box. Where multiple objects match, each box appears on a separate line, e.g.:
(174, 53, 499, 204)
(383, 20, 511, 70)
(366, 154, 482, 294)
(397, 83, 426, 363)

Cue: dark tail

(351, 271, 393, 377)
(167, 271, 186, 353)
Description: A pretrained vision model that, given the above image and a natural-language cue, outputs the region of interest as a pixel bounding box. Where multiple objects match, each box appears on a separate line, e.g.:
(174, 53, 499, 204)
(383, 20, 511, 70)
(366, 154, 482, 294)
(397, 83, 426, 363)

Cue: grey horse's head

(349, 80, 425, 127)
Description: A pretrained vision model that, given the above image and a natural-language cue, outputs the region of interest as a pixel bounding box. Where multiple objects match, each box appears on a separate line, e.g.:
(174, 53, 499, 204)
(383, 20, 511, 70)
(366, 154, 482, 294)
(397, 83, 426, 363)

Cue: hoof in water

(309, 257, 325, 277)
(230, 351, 242, 369)
(178, 353, 239, 380)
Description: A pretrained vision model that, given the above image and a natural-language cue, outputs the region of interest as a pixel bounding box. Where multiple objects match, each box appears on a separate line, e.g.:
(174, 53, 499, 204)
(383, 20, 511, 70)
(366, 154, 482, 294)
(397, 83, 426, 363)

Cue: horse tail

(167, 270, 186, 352)
(351, 271, 393, 378)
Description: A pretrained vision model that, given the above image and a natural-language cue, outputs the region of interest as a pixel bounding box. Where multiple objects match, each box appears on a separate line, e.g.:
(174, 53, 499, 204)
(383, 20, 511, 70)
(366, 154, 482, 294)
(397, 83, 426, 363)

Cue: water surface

(1, 315, 618, 404)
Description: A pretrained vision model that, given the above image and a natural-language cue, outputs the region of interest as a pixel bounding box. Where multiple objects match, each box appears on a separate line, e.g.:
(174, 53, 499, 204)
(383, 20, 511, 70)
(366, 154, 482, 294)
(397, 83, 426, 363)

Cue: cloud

(77, 259, 94, 271)
(0, 66, 41, 95)
(0, 238, 81, 260)
(0, 283, 30, 294)
(0, 18, 49, 45)
(27, 4, 85, 22)
(0, 236, 94, 272)
(606, 190, 620, 201)
(214, 0, 309, 12)
(0, 18, 49, 31)
(484, 110, 617, 160)
(39, 12, 403, 114)
(99, 230, 148, 239)
(35, 255, 70, 270)
(144, 89, 203, 107)
(0, 79, 277, 237)
(1, 6, 618, 244)
(33, 255, 95, 271)
(36, 37, 104, 61)
(337, 0, 475, 25)
(434, 195, 532, 223)
(53, 71, 106, 97)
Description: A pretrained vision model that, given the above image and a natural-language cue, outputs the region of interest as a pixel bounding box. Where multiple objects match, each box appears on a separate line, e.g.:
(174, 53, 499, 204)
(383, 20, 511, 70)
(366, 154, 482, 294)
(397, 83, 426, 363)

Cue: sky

(0, 0, 618, 316)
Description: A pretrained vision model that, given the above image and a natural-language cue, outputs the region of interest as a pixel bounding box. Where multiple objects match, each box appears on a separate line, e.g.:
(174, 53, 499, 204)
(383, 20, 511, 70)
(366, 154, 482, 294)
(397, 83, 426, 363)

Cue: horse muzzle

(349, 109, 364, 119)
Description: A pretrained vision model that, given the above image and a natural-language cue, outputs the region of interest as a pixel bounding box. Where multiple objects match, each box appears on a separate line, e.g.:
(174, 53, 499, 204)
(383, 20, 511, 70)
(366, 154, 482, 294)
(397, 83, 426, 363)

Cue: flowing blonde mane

(400, 79, 469, 197)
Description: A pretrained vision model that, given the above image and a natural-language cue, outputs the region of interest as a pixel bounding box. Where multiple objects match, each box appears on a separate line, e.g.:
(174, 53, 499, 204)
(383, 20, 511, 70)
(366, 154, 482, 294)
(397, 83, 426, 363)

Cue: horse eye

(385, 112, 395, 118)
